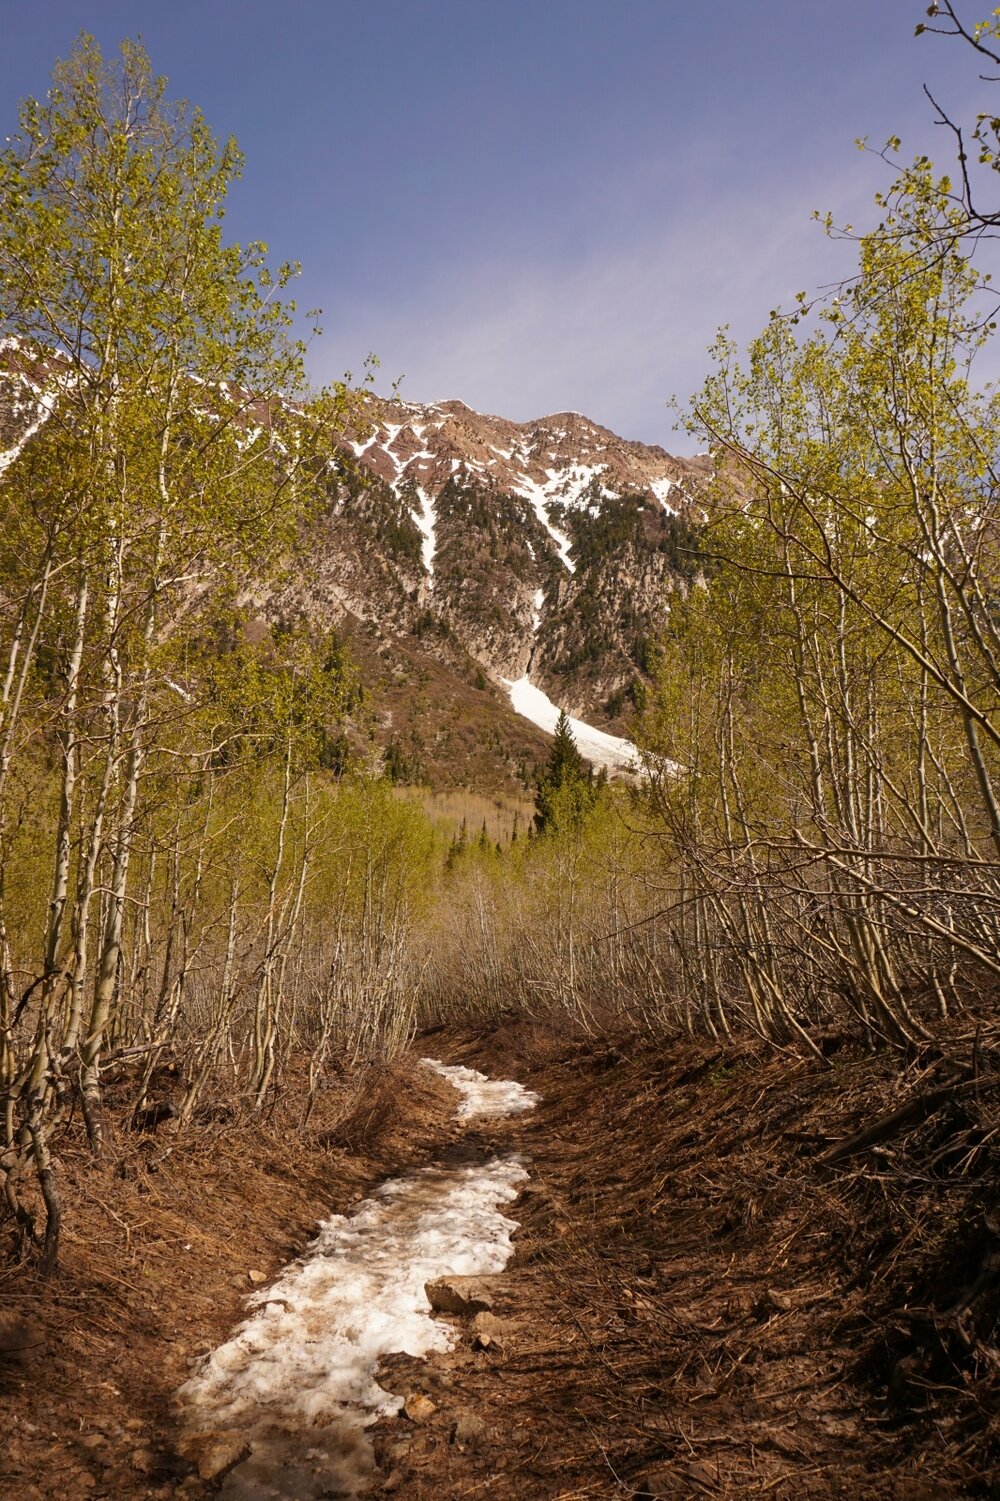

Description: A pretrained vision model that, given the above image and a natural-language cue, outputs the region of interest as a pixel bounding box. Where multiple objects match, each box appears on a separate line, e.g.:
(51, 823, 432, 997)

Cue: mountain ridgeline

(261, 395, 711, 789)
(327, 396, 708, 695)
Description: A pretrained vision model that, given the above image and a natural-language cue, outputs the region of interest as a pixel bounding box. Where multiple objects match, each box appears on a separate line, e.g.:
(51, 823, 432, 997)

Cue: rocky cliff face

(322, 397, 709, 714)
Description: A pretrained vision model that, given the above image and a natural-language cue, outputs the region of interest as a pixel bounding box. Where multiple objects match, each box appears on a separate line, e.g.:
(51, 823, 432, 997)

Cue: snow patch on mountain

(505, 676, 637, 775)
(412, 485, 437, 581)
(513, 474, 576, 572)
(530, 587, 544, 635)
(373, 434, 440, 580)
(542, 461, 619, 509)
(0, 386, 56, 476)
(649, 477, 679, 513)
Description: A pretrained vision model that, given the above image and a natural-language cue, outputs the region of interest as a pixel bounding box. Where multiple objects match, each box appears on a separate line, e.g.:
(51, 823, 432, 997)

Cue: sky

(0, 2, 990, 450)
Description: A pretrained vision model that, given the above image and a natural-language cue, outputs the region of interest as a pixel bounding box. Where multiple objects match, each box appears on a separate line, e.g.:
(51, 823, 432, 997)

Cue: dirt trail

(0, 1059, 467, 1501)
(177, 1063, 535, 1498)
(2, 1024, 998, 1499)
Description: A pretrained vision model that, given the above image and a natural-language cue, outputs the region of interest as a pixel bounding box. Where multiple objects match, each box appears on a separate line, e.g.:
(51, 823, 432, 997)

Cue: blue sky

(0, 2, 987, 449)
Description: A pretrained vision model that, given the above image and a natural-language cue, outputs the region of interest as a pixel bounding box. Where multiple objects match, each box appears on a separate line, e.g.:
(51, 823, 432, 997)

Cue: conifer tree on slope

(534, 710, 595, 833)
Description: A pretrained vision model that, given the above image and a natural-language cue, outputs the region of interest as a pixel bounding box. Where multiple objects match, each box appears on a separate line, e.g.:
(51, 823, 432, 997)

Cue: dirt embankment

(2, 1023, 999, 1500)
(373, 1022, 1000, 1500)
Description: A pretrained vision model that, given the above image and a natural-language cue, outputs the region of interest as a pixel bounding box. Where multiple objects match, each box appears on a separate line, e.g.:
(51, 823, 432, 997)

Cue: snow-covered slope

(506, 676, 637, 775)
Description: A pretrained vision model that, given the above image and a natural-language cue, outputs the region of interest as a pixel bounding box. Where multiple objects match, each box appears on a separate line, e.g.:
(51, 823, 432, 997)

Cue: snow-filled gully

(177, 1061, 538, 1498)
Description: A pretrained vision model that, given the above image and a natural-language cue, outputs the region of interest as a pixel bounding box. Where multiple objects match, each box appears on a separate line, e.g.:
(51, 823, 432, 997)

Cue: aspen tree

(637, 162, 1000, 1048)
(0, 36, 353, 1260)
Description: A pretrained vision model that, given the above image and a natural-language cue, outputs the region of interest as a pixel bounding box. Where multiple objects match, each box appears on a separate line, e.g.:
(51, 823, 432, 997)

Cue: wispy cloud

(315, 160, 888, 450)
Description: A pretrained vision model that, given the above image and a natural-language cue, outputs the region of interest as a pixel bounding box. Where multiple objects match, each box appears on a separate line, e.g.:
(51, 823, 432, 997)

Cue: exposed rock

(451, 1411, 489, 1450)
(470, 1310, 517, 1348)
(425, 1275, 497, 1315)
(247, 1268, 268, 1286)
(196, 1433, 252, 1481)
(403, 1392, 437, 1424)
(0, 348, 714, 794)
(755, 1286, 793, 1318)
(374, 1437, 412, 1470)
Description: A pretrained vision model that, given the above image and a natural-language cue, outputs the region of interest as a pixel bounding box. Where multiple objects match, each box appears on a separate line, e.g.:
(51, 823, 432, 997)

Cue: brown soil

(371, 1022, 1000, 1500)
(3, 1024, 999, 1500)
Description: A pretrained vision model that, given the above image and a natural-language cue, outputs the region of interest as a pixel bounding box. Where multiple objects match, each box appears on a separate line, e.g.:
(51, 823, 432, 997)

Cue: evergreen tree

(534, 709, 596, 832)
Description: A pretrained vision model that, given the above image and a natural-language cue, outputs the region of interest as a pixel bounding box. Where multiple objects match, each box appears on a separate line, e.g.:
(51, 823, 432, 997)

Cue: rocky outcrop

(316, 395, 710, 721)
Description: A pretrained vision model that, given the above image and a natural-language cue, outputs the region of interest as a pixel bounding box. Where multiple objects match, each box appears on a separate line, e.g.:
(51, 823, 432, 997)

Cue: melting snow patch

(542, 462, 609, 509)
(422, 1058, 538, 1118)
(513, 473, 575, 572)
(531, 587, 544, 635)
(506, 675, 638, 776)
(411, 485, 437, 581)
(649, 477, 678, 513)
(179, 1156, 528, 1498)
(0, 389, 56, 476)
(178, 1059, 536, 1497)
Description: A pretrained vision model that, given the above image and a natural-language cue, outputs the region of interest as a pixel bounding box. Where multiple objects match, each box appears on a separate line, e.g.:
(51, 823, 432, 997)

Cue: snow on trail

(421, 1058, 538, 1118)
(178, 1061, 536, 1499)
(506, 674, 638, 776)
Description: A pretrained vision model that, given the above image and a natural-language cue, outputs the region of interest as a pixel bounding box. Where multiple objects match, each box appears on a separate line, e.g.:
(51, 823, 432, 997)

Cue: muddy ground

(2, 1022, 998, 1499)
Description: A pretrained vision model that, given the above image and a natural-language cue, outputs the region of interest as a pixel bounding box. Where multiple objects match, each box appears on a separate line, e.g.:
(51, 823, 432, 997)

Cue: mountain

(0, 349, 710, 793)
(278, 396, 710, 787)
